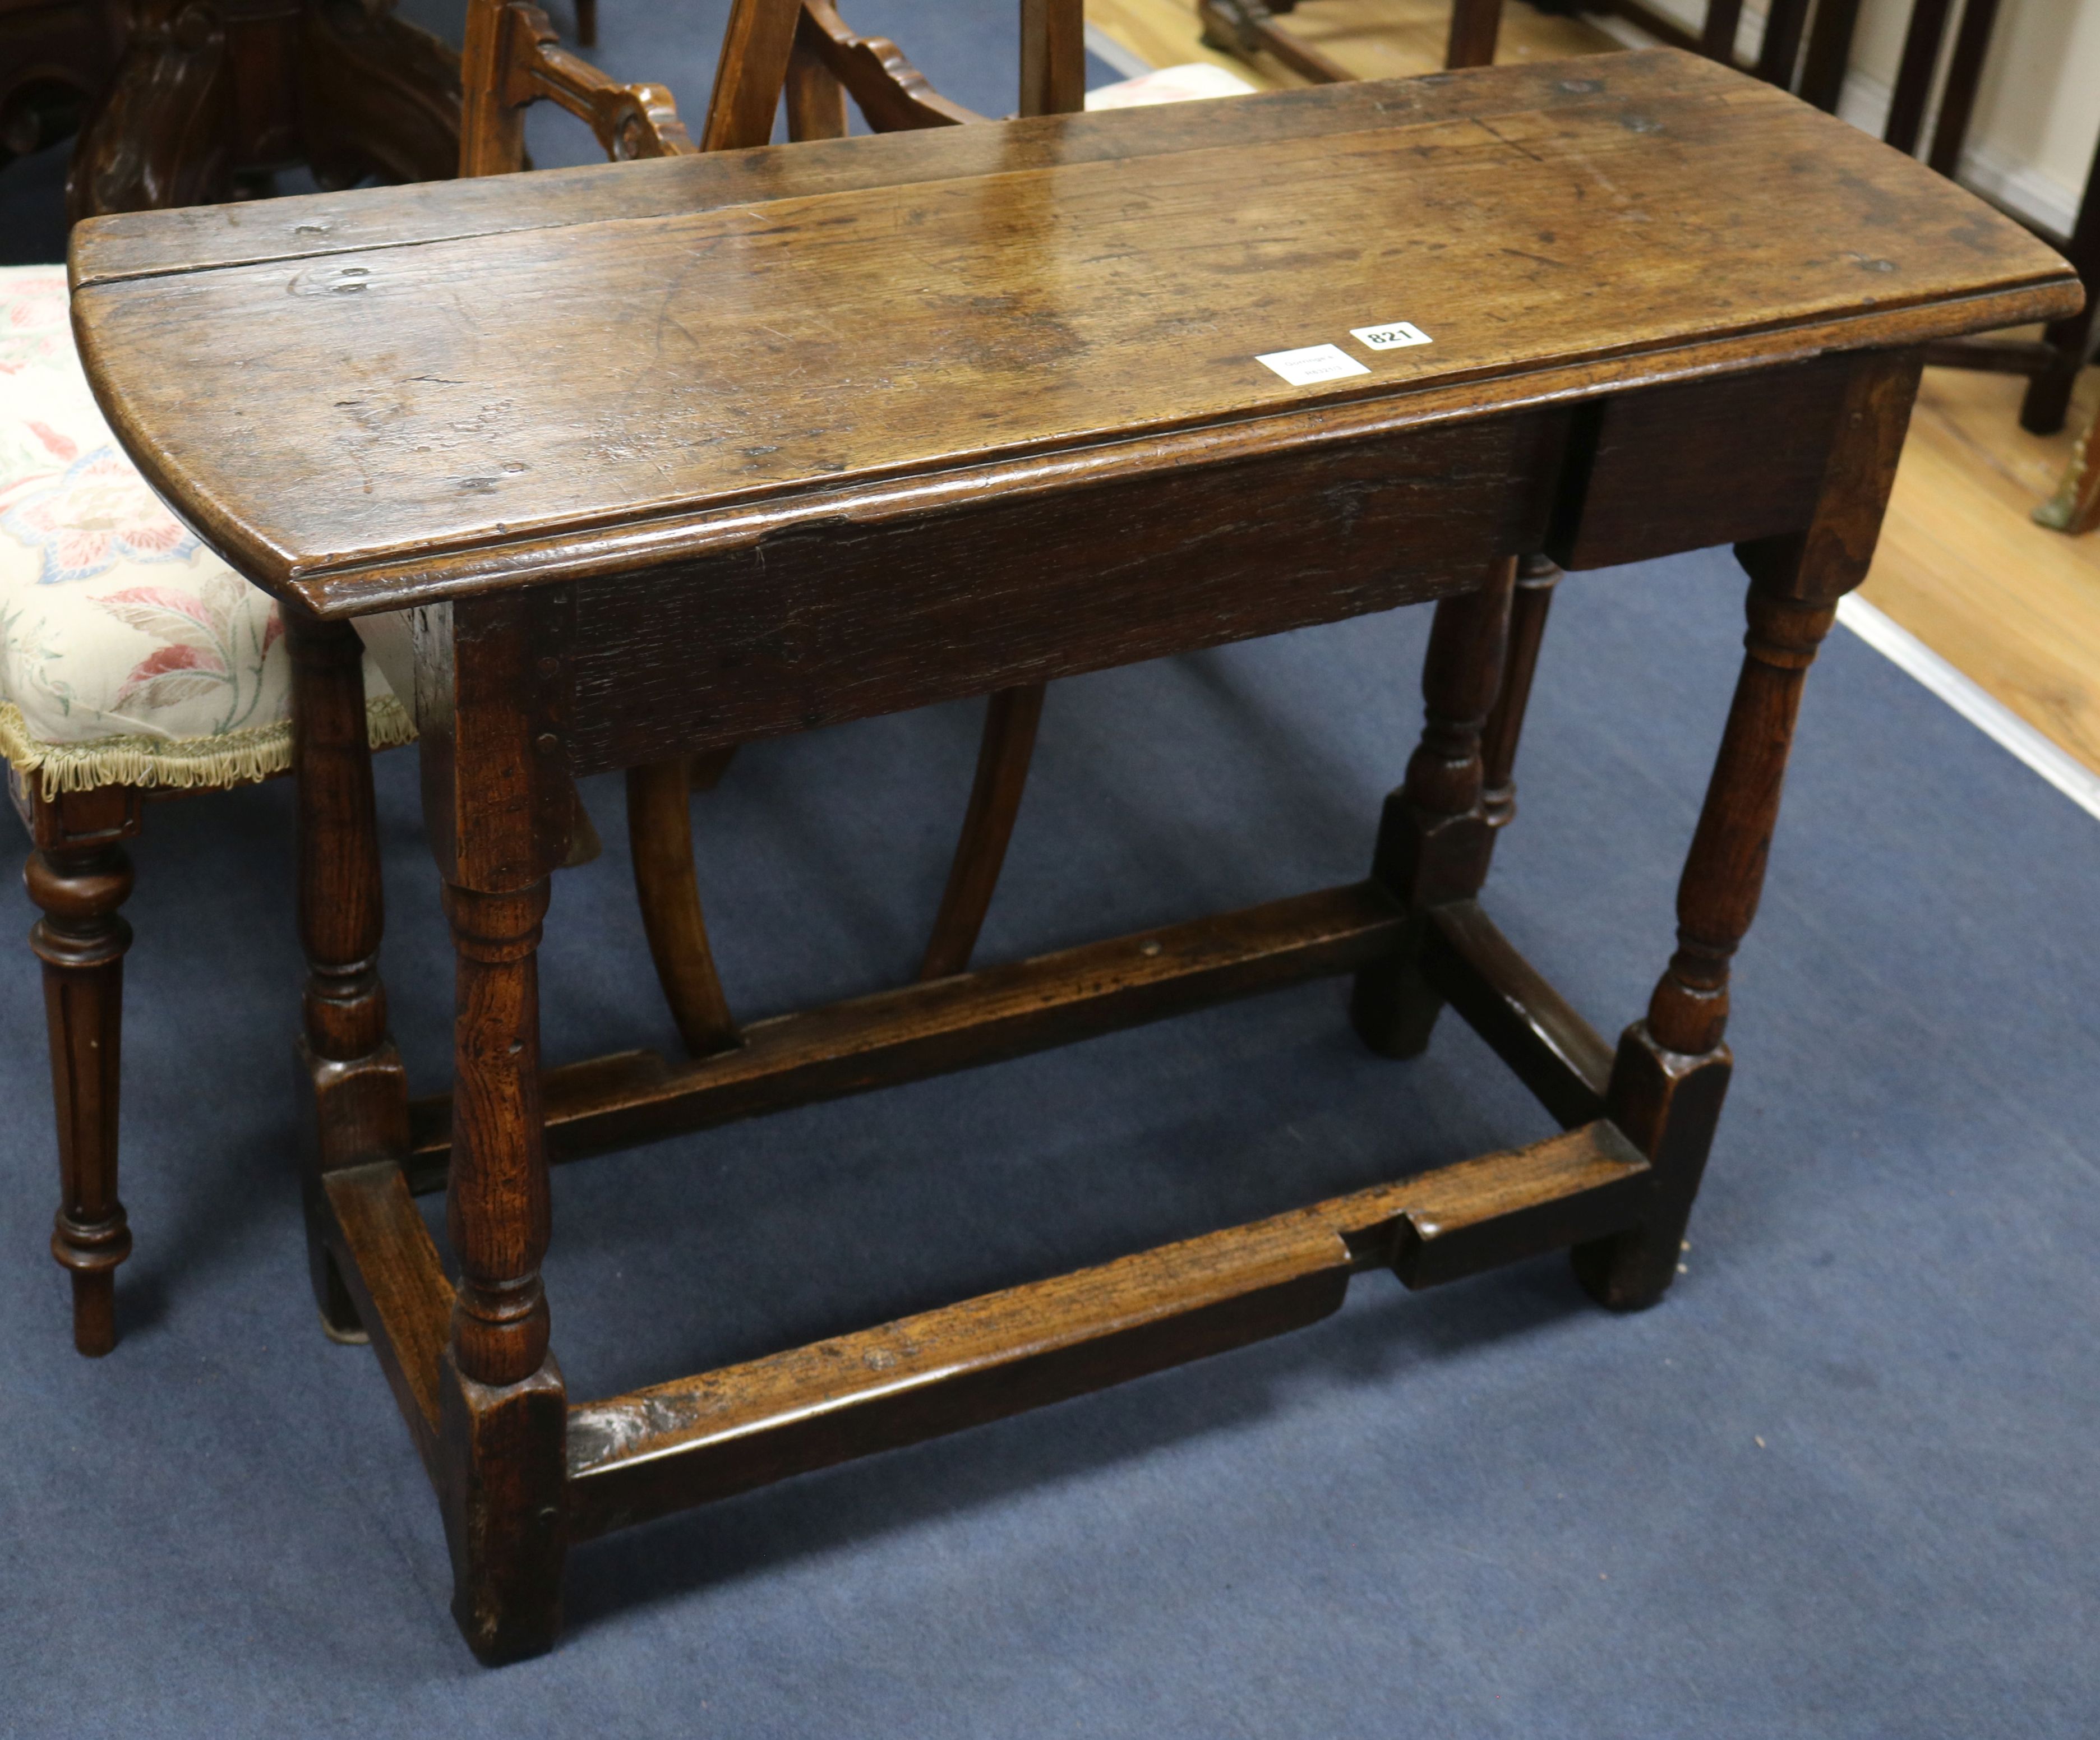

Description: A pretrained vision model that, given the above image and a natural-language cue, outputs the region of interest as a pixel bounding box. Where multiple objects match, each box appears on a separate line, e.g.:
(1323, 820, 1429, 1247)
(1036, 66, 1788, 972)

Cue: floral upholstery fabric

(0, 265, 412, 796)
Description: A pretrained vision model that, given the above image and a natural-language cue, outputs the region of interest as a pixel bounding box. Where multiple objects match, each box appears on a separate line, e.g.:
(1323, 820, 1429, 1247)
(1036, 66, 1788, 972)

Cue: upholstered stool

(0, 262, 413, 1355)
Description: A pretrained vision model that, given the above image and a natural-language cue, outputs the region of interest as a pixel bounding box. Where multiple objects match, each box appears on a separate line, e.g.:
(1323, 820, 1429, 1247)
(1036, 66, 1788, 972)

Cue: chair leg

(576, 0, 597, 45)
(919, 684, 1046, 982)
(288, 608, 409, 1342)
(1350, 557, 1517, 1058)
(2019, 307, 2094, 438)
(626, 758, 738, 1056)
(1444, 0, 1503, 70)
(2035, 396, 2100, 534)
(23, 787, 139, 1358)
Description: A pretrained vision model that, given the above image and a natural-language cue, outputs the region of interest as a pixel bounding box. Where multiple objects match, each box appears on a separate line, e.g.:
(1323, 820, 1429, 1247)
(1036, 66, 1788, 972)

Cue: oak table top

(70, 49, 2074, 619)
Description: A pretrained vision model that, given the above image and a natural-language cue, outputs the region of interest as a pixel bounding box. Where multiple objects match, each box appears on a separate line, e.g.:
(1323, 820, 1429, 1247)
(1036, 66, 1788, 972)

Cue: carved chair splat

(68, 50, 2078, 1661)
(687, 0, 1090, 997)
(455, 0, 1097, 1057)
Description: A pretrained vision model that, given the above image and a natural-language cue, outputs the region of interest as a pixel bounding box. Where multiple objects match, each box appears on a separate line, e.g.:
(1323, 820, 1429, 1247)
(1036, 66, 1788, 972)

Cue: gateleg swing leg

(1481, 553, 1563, 832)
(1350, 556, 1517, 1058)
(289, 607, 410, 1342)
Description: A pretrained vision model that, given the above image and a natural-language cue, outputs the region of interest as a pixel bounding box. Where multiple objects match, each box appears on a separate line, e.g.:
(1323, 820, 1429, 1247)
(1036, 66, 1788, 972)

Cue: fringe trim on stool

(0, 695, 418, 799)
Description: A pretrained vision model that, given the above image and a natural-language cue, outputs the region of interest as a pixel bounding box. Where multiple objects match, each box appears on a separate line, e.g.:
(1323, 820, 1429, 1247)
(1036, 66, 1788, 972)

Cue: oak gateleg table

(68, 50, 2077, 1663)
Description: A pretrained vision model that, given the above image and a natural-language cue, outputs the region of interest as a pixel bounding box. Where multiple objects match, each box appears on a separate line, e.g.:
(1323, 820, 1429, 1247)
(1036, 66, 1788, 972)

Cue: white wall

(1596, 0, 2100, 233)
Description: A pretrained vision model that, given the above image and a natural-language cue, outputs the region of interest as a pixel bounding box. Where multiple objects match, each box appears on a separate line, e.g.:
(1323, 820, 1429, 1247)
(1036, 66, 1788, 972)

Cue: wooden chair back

(701, 0, 1087, 154)
(459, 0, 698, 177)
(448, 0, 1095, 1040)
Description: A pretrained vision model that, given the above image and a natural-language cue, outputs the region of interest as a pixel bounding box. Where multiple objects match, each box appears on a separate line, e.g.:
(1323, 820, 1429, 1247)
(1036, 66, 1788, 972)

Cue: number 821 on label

(1350, 321, 1433, 350)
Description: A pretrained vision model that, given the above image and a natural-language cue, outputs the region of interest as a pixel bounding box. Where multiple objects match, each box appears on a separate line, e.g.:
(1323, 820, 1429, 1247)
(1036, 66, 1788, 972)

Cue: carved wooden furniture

(496, 0, 1191, 1047)
(458, 0, 691, 174)
(0, 0, 661, 1359)
(0, 0, 118, 167)
(62, 0, 460, 220)
(70, 48, 2076, 1663)
(1577, 0, 1863, 114)
(0, 261, 418, 1357)
(1872, 0, 2100, 445)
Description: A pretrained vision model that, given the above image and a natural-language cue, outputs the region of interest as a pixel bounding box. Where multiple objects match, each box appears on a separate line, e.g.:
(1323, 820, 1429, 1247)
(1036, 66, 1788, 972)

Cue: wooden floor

(1090, 0, 2100, 777)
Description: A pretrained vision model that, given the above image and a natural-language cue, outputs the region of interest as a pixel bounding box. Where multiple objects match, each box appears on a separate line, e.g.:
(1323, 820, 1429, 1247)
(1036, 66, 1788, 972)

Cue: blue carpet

(3, 7, 2098, 1736)
(2, 548, 2097, 1736)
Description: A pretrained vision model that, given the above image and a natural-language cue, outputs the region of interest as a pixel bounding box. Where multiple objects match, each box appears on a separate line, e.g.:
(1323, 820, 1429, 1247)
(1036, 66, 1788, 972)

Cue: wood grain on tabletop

(68, 52, 2075, 612)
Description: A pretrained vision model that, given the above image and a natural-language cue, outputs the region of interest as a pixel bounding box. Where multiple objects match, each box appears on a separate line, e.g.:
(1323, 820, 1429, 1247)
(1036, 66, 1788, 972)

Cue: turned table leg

(26, 806, 136, 1357)
(1575, 348, 1922, 1309)
(1351, 556, 1516, 1057)
(440, 875, 565, 1663)
(424, 595, 570, 1664)
(289, 608, 408, 1340)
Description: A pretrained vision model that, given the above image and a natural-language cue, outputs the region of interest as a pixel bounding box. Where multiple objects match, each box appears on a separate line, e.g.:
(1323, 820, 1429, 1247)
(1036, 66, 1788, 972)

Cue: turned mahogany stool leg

(1351, 556, 1516, 1056)
(289, 608, 408, 1341)
(1575, 349, 1921, 1309)
(25, 798, 137, 1357)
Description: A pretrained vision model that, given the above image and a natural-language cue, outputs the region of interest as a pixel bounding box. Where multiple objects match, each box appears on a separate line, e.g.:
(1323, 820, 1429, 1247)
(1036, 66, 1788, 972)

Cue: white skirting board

(1836, 594, 2100, 824)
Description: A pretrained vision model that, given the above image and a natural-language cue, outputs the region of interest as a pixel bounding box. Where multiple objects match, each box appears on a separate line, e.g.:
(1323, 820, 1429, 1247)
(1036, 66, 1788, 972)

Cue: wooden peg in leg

(1576, 347, 1923, 1309)
(1351, 556, 1516, 1057)
(24, 784, 140, 1357)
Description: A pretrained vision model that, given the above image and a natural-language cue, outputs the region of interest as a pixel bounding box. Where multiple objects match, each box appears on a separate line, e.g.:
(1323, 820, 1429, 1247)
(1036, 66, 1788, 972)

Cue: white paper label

(1256, 344, 1371, 386)
(1350, 321, 1432, 351)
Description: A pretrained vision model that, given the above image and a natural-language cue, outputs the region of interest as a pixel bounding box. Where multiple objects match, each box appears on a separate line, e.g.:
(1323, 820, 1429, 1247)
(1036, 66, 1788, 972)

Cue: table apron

(550, 356, 1861, 776)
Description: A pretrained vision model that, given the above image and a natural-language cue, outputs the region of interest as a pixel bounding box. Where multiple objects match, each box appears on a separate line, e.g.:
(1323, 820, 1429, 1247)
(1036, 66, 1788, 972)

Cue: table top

(70, 50, 2078, 619)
